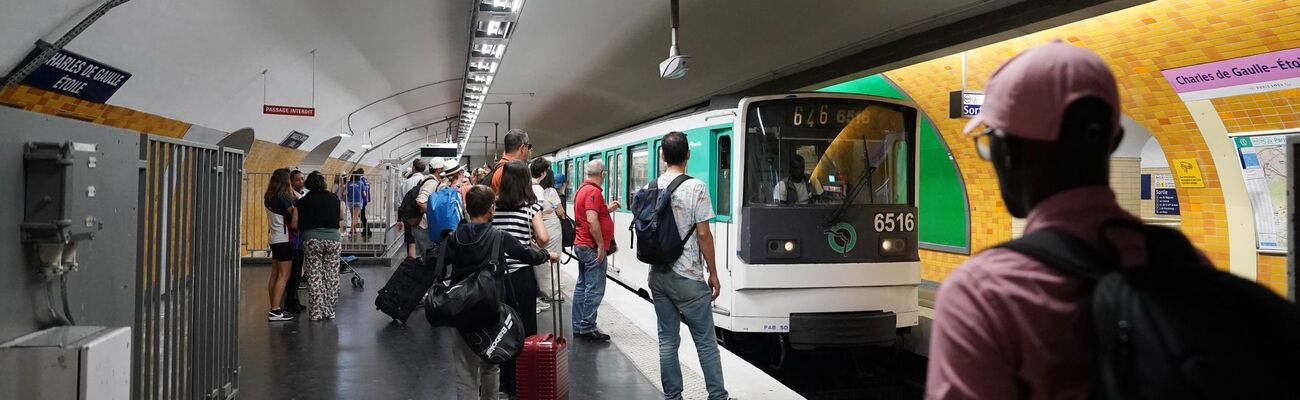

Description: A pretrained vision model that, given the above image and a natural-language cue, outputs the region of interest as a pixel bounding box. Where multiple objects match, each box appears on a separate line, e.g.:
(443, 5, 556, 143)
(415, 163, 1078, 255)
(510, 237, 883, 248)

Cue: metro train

(551, 92, 921, 356)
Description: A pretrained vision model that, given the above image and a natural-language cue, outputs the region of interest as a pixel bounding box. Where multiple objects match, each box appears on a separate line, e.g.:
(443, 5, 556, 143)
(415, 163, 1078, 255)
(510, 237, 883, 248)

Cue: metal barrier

(136, 136, 243, 400)
(240, 171, 400, 257)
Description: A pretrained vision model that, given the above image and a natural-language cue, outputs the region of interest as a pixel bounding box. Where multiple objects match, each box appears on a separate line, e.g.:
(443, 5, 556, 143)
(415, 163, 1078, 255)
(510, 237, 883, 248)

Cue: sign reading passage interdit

(1161, 47, 1300, 101)
(14, 44, 131, 103)
(263, 104, 315, 117)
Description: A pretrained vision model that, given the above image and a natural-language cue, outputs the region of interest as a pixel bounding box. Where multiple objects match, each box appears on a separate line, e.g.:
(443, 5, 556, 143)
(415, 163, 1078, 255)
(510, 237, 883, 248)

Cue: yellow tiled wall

(0, 84, 190, 138)
(1212, 88, 1300, 133)
(1111, 158, 1143, 217)
(884, 0, 1300, 292)
(1257, 254, 1288, 296)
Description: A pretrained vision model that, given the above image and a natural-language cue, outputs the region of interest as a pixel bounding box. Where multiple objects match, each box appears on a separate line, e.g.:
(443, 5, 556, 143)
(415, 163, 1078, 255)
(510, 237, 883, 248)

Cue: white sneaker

(536, 301, 551, 314)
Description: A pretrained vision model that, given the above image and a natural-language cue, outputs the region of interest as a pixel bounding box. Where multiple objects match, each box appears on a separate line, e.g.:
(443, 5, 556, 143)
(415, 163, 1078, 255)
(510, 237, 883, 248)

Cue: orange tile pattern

(883, 0, 1300, 287)
(1257, 254, 1288, 296)
(0, 84, 190, 138)
(1212, 88, 1300, 133)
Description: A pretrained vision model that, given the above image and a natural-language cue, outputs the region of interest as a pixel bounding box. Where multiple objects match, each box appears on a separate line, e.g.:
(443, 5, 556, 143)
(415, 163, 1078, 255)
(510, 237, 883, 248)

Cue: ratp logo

(826, 222, 857, 255)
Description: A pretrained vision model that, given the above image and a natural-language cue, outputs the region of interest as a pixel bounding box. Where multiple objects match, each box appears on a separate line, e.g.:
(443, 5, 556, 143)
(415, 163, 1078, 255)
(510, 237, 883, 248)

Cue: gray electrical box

(0, 326, 131, 400)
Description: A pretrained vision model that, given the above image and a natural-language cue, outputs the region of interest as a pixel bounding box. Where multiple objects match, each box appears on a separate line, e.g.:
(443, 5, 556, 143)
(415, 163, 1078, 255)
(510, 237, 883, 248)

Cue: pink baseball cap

(963, 41, 1121, 142)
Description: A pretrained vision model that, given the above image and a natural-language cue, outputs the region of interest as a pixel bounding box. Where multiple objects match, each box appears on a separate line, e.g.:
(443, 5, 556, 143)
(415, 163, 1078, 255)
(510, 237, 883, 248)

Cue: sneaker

(536, 301, 551, 314)
(575, 330, 610, 341)
(267, 309, 294, 321)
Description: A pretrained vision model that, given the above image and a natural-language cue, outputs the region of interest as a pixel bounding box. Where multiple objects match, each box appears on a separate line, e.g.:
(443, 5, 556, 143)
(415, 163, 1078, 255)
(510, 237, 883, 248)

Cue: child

(443, 185, 558, 400)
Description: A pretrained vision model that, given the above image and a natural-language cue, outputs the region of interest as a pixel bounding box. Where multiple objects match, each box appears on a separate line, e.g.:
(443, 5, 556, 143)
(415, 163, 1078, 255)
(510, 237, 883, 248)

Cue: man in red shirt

(489, 129, 533, 190)
(571, 158, 620, 341)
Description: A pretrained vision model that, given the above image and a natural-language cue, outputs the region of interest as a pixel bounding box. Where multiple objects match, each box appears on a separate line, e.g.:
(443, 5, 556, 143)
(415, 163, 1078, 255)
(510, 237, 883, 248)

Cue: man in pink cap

(926, 41, 1212, 399)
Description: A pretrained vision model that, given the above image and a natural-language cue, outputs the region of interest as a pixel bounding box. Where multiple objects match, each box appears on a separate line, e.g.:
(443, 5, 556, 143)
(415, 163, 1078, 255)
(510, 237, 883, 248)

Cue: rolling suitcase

(375, 255, 437, 323)
(517, 261, 569, 400)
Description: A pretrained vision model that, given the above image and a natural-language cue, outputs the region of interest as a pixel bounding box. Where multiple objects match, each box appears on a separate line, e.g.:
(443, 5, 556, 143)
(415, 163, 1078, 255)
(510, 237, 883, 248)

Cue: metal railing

(240, 171, 401, 257)
(135, 136, 243, 399)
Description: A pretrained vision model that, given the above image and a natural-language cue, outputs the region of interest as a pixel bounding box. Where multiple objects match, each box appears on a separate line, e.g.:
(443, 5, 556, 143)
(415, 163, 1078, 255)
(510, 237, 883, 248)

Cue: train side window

(608, 152, 623, 204)
(717, 136, 731, 217)
(629, 144, 650, 193)
(575, 157, 586, 187)
(655, 140, 667, 175)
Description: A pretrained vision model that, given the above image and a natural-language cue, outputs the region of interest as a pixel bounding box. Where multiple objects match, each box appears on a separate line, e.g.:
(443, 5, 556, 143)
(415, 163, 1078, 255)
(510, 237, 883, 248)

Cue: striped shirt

(492, 202, 544, 273)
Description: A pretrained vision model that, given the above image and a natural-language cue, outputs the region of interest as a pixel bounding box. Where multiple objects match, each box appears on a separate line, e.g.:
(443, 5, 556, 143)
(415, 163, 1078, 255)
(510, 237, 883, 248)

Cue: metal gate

(136, 136, 243, 399)
(240, 170, 400, 257)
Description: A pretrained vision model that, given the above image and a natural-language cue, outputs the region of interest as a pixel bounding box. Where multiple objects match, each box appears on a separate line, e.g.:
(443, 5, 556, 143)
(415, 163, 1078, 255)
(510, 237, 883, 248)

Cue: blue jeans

(571, 245, 608, 334)
(649, 268, 728, 400)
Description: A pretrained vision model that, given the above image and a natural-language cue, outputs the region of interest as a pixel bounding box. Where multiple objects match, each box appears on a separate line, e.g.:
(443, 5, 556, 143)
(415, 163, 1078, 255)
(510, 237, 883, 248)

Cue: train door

(713, 130, 735, 315)
(603, 149, 627, 278)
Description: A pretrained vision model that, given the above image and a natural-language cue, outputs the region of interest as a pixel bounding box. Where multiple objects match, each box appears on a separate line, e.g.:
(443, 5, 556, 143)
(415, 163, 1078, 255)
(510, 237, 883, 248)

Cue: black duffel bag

(458, 302, 526, 364)
(424, 230, 504, 328)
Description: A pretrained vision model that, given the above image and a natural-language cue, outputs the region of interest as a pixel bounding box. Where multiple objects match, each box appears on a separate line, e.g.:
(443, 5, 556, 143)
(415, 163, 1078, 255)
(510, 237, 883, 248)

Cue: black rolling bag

(375, 255, 438, 323)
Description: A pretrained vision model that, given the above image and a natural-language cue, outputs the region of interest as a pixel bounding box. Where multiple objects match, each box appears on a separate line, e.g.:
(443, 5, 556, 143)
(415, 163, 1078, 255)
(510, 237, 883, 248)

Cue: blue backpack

(629, 175, 695, 267)
(427, 186, 464, 243)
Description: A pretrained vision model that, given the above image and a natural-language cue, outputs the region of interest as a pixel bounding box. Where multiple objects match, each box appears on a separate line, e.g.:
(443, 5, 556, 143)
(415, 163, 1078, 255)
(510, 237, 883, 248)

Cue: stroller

(340, 255, 364, 288)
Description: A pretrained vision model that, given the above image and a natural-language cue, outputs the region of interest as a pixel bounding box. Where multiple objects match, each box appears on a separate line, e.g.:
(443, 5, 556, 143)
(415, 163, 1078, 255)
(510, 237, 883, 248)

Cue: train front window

(743, 98, 913, 207)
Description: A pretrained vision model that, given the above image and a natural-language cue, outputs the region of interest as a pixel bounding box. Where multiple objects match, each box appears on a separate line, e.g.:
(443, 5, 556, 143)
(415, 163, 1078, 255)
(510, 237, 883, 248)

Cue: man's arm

(502, 232, 556, 265)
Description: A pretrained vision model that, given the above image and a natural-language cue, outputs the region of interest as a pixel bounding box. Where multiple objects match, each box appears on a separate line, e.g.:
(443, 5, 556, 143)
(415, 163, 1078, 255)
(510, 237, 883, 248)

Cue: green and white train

(551, 93, 920, 352)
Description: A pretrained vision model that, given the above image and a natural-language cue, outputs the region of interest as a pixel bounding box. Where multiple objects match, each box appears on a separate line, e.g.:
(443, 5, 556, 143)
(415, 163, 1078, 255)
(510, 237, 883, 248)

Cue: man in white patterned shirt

(647, 131, 729, 400)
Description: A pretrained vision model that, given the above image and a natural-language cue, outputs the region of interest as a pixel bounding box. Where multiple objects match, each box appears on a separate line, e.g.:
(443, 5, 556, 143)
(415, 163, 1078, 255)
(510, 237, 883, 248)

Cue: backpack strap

(487, 229, 503, 273)
(997, 228, 1114, 282)
(433, 239, 451, 280)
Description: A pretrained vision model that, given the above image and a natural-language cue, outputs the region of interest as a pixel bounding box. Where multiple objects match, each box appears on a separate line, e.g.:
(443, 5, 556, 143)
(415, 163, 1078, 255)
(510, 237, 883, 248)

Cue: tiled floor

(238, 262, 664, 399)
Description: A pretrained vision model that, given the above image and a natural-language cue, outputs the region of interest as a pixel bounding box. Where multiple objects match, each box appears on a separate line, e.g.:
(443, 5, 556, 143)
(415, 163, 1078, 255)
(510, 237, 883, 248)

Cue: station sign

(280, 131, 309, 149)
(1161, 46, 1300, 101)
(12, 43, 132, 103)
(948, 90, 983, 118)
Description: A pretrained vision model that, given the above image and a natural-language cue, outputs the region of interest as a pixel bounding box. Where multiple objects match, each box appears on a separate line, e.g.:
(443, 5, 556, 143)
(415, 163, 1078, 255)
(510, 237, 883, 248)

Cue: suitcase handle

(550, 260, 564, 338)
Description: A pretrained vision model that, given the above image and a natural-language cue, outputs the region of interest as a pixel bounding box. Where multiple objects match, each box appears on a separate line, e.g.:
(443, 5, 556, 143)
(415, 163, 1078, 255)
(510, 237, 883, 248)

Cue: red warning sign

(263, 104, 315, 117)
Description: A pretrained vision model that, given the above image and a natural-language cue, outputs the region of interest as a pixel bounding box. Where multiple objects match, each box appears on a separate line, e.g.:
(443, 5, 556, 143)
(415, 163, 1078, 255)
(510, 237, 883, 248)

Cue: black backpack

(1000, 221, 1300, 400)
(397, 177, 436, 226)
(629, 175, 695, 267)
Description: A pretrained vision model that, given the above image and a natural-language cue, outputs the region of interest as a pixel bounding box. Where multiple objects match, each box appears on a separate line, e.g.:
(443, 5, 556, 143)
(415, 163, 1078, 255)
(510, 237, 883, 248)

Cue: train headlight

(765, 238, 800, 258)
(879, 238, 906, 256)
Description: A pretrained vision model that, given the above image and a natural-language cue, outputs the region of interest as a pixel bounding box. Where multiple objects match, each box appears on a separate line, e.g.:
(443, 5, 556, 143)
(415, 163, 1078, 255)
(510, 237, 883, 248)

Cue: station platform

(238, 256, 800, 399)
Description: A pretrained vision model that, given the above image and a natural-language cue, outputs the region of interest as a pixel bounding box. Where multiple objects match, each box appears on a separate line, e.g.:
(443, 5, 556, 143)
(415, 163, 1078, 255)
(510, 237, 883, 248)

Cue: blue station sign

(13, 43, 132, 103)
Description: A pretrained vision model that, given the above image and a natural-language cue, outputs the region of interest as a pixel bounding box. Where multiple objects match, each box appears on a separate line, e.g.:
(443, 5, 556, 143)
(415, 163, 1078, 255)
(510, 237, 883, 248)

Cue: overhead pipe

(366, 99, 459, 135)
(345, 77, 462, 138)
(3, 0, 133, 87)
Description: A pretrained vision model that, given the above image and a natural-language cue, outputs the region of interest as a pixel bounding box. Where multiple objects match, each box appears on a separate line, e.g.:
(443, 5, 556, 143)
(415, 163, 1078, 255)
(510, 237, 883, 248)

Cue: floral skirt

(304, 238, 342, 320)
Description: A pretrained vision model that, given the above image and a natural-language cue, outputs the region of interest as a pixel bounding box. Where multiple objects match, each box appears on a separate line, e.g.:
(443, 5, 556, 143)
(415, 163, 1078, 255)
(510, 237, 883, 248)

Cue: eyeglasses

(523, 143, 534, 150)
(972, 127, 996, 161)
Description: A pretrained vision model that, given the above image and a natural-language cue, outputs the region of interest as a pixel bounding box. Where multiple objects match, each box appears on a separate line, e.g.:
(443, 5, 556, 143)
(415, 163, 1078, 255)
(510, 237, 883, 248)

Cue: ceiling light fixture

(456, 0, 527, 157)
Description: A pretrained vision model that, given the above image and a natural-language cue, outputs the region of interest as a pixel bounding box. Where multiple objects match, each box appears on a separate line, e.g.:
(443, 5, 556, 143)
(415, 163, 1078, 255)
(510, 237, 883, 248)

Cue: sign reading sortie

(1161, 47, 1300, 101)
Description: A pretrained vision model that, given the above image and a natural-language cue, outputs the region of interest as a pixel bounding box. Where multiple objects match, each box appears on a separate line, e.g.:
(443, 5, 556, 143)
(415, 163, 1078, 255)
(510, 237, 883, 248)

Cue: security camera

(659, 52, 690, 80)
(659, 0, 689, 80)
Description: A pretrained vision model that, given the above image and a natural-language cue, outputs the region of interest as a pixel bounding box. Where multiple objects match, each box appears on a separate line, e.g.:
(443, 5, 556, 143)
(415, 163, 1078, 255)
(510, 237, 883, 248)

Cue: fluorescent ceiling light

(469, 60, 499, 73)
(479, 0, 524, 14)
(472, 43, 504, 58)
(339, 132, 352, 137)
(466, 84, 489, 93)
(361, 143, 373, 149)
(469, 74, 493, 85)
(475, 19, 514, 39)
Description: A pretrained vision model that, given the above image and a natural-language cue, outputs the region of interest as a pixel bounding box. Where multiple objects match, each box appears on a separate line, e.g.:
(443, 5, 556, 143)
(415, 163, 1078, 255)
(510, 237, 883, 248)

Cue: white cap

(429, 157, 445, 170)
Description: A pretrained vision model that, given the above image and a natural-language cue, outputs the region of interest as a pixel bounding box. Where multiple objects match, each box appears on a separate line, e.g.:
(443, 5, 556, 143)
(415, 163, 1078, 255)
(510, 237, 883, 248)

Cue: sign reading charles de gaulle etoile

(12, 43, 132, 103)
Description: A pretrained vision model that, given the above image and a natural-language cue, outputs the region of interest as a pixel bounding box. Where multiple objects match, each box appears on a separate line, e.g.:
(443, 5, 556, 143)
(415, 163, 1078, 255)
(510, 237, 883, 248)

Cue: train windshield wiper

(825, 140, 874, 224)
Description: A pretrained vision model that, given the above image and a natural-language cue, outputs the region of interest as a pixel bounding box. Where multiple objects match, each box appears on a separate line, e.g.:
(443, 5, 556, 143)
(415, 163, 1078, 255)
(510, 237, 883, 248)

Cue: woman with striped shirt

(491, 160, 549, 398)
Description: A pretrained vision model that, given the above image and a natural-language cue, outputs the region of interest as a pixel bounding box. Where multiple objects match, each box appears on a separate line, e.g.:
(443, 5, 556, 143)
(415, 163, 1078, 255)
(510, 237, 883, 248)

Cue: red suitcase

(517, 261, 569, 400)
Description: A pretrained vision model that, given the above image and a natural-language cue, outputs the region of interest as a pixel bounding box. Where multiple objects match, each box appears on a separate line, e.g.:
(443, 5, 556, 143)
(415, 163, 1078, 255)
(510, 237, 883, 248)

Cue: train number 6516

(873, 212, 915, 233)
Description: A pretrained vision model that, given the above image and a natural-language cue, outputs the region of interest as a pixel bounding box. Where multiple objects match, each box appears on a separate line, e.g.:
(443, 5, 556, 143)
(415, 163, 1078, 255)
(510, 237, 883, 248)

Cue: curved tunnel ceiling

(1, 0, 1139, 167)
